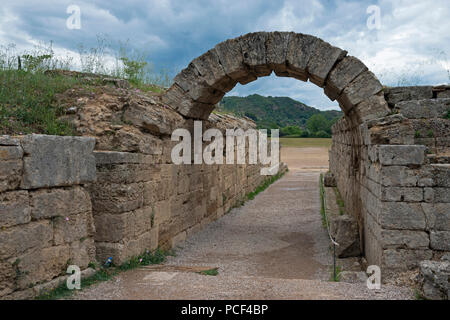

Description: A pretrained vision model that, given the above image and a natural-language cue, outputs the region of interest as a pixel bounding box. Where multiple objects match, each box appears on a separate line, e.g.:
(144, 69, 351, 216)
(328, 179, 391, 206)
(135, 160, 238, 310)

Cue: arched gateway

(162, 31, 390, 125)
(162, 32, 450, 283)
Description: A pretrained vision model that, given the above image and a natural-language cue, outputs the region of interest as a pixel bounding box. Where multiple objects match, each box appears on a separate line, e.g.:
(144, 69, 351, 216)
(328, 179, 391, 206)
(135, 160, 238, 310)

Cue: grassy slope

(0, 70, 165, 136)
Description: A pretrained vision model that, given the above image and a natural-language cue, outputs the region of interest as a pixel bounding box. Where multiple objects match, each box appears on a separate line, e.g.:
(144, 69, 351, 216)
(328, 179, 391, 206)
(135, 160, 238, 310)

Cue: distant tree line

(278, 114, 339, 138)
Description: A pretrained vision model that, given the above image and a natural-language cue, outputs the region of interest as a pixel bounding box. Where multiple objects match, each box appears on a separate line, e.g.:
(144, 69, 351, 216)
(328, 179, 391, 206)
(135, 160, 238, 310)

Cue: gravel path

(72, 147, 413, 300)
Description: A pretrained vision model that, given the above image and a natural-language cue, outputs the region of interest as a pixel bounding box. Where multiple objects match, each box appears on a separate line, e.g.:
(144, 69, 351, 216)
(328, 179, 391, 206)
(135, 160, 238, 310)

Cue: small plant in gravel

(330, 265, 342, 282)
(198, 268, 219, 276)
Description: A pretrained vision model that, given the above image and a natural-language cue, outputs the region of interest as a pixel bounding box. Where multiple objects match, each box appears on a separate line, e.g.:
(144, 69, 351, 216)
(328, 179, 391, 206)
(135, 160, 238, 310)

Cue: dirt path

(72, 147, 413, 300)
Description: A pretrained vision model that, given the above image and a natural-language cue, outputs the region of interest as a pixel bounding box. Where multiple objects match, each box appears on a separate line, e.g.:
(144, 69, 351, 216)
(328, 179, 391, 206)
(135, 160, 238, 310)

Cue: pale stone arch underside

(162, 31, 390, 125)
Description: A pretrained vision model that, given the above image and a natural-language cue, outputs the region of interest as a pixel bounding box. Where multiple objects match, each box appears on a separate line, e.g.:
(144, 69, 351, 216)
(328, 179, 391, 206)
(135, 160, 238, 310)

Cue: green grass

(198, 268, 219, 276)
(330, 265, 342, 282)
(246, 170, 286, 201)
(0, 70, 83, 135)
(35, 248, 173, 300)
(279, 137, 332, 148)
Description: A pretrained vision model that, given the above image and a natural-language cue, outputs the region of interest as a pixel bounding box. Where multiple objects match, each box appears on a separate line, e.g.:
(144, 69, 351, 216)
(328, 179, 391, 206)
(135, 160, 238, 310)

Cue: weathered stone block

(419, 260, 449, 300)
(30, 186, 91, 219)
(286, 33, 319, 81)
(53, 212, 91, 245)
(0, 145, 23, 161)
(430, 231, 450, 251)
(95, 207, 152, 242)
(214, 38, 248, 81)
(380, 166, 418, 187)
(384, 86, 433, 106)
(69, 238, 96, 269)
(238, 32, 271, 77)
(0, 136, 20, 146)
(395, 98, 450, 119)
(12, 245, 70, 289)
(0, 262, 15, 297)
(122, 99, 183, 136)
(266, 31, 292, 75)
(380, 230, 429, 249)
(96, 232, 155, 265)
(173, 63, 225, 104)
(307, 40, 347, 87)
(170, 230, 187, 248)
(0, 160, 22, 193)
(162, 84, 214, 120)
(353, 93, 391, 123)
(338, 71, 382, 113)
(379, 202, 426, 230)
(90, 182, 144, 214)
(422, 203, 450, 231)
(94, 242, 123, 265)
(324, 56, 367, 100)
(378, 145, 426, 166)
(424, 187, 450, 203)
(381, 187, 423, 202)
(383, 248, 432, 270)
(330, 215, 361, 258)
(0, 191, 30, 228)
(192, 49, 236, 92)
(0, 221, 53, 260)
(20, 135, 96, 189)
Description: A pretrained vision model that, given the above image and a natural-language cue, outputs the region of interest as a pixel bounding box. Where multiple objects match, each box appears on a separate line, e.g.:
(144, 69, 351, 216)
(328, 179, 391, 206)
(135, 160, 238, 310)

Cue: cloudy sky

(1, 0, 449, 109)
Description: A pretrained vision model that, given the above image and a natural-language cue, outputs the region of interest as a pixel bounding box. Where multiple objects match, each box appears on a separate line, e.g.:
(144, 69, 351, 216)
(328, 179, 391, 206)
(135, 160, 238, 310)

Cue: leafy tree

(306, 114, 330, 134)
(314, 130, 331, 138)
(280, 125, 303, 137)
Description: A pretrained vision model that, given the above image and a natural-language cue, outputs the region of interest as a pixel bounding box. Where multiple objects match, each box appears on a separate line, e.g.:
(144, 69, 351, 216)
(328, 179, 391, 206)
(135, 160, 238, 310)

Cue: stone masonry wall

(0, 86, 283, 299)
(330, 85, 450, 280)
(0, 135, 97, 299)
(89, 118, 282, 265)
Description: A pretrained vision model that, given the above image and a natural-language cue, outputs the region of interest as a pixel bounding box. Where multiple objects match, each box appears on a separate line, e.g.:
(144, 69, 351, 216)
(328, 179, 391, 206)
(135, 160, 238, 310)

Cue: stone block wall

(89, 130, 277, 265)
(0, 135, 97, 299)
(0, 106, 282, 299)
(330, 85, 450, 280)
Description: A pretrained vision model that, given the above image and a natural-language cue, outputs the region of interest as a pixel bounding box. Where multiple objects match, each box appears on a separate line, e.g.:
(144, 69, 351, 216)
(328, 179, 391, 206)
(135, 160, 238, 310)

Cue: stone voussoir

(324, 56, 368, 100)
(338, 70, 383, 113)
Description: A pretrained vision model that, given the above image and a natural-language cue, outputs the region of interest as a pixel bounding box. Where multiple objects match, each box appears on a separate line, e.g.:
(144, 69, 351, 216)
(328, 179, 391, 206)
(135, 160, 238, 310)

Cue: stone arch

(162, 31, 390, 125)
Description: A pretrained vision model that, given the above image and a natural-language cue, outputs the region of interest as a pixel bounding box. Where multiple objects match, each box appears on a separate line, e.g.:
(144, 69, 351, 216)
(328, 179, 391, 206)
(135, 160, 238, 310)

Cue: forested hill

(218, 94, 342, 130)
